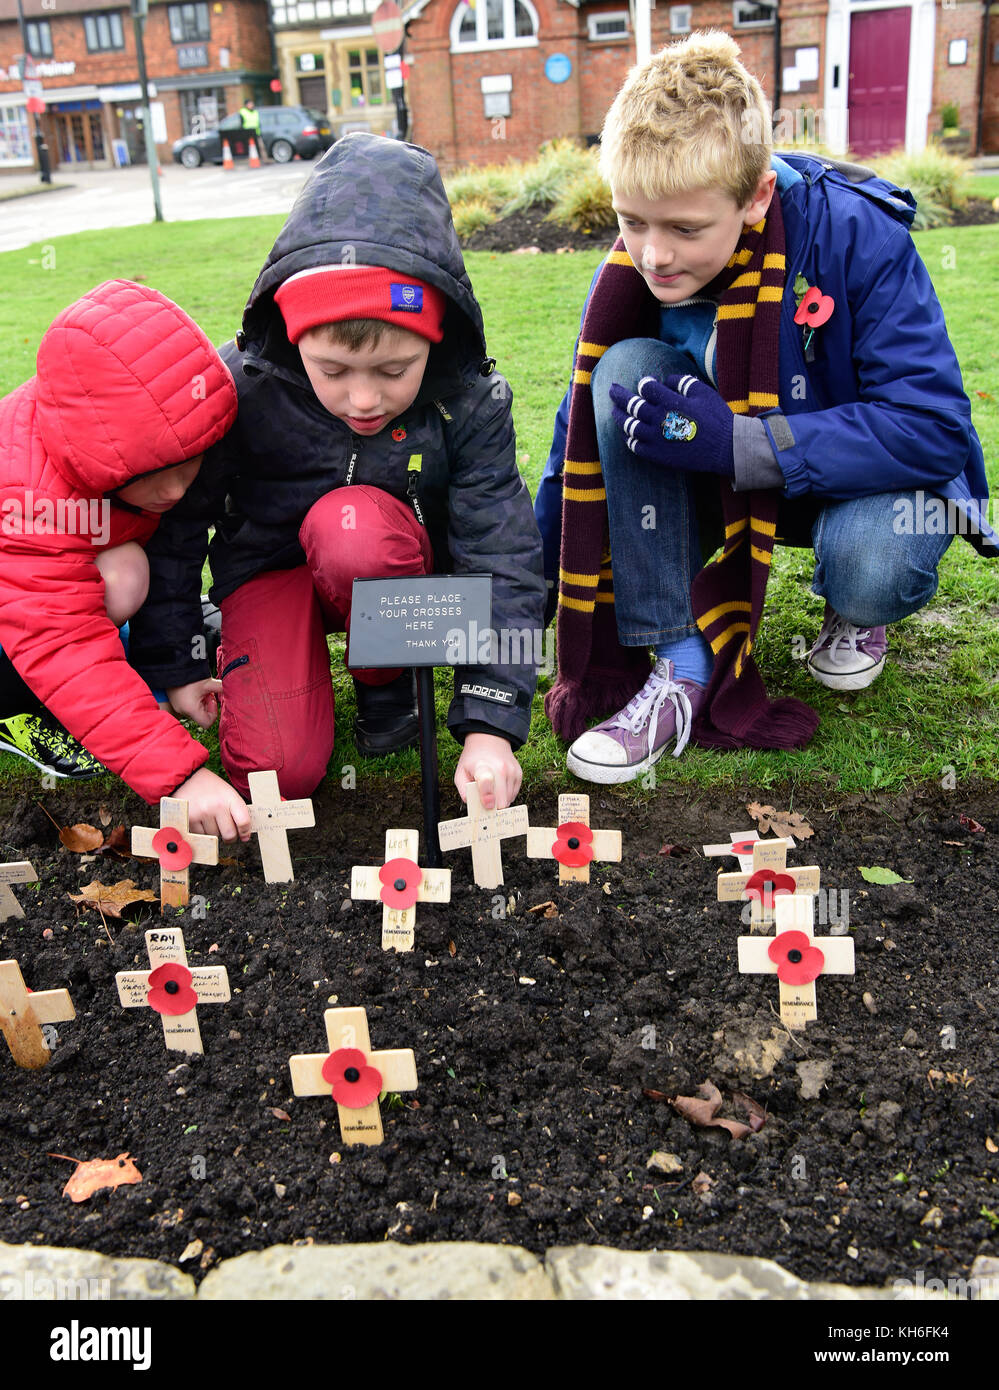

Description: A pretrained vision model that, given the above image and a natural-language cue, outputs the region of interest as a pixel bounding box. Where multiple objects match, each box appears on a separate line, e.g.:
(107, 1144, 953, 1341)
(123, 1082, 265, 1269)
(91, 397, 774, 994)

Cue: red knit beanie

(274, 265, 447, 345)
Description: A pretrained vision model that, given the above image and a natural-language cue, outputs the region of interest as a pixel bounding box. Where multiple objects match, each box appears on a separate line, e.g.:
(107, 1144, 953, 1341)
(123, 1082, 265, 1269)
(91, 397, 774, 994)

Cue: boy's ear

(743, 170, 778, 227)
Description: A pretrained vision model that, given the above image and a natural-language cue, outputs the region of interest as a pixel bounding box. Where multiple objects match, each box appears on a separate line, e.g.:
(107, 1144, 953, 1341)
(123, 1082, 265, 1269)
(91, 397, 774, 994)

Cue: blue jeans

(592, 338, 954, 643)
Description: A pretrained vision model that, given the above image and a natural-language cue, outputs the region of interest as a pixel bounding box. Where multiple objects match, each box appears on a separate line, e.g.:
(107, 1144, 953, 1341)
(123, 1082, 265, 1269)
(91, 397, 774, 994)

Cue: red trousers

(217, 486, 433, 798)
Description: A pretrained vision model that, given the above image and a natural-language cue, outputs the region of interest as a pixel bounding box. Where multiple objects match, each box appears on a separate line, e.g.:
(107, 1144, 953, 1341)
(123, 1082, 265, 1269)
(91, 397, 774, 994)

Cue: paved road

(0, 160, 314, 254)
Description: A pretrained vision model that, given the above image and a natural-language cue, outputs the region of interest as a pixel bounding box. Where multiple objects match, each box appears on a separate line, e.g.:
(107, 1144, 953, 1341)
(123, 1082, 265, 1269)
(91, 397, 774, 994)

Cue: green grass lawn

(0, 217, 996, 803)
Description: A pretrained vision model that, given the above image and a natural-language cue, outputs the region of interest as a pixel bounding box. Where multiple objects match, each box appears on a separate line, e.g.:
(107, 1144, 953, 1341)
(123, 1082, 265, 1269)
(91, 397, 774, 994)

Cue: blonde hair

(599, 31, 772, 207)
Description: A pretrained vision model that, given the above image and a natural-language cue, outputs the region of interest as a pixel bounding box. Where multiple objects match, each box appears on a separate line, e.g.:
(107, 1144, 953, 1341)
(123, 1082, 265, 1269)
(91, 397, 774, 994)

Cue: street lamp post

(130, 0, 163, 222)
(15, 0, 51, 182)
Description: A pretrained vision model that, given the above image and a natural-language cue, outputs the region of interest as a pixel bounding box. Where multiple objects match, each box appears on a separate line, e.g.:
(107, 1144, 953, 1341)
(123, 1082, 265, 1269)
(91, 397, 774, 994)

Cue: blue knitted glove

(609, 373, 735, 478)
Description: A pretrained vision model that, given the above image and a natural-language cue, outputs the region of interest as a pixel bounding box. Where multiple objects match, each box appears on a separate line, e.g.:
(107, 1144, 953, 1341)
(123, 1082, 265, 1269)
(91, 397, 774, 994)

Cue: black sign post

(349, 575, 493, 868)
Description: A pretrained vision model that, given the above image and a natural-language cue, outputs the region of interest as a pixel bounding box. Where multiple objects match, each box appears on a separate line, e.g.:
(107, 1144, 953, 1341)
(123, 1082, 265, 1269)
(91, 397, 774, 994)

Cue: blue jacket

(537, 154, 995, 609)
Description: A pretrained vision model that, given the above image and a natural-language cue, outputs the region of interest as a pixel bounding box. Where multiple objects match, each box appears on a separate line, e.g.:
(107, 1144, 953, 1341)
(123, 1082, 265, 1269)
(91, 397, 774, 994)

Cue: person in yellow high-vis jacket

(238, 98, 267, 161)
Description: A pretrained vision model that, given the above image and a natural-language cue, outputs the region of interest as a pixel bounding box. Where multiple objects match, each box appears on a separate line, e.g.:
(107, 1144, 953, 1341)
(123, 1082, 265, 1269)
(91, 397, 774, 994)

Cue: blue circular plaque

(545, 53, 572, 84)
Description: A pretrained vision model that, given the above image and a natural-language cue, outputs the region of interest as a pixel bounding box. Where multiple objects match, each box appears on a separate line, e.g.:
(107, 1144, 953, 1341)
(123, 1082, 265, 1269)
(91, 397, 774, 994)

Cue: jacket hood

(775, 152, 917, 226)
(34, 279, 238, 494)
(239, 134, 488, 394)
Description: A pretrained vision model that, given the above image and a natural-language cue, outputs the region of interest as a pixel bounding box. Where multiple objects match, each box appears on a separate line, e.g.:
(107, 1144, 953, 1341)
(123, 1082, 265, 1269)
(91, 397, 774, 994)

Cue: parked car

(172, 106, 334, 167)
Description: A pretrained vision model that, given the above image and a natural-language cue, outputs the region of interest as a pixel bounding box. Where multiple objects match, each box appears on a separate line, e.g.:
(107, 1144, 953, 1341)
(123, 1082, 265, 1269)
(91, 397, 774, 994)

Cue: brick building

(399, 0, 999, 166)
(266, 0, 403, 138)
(0, 0, 274, 171)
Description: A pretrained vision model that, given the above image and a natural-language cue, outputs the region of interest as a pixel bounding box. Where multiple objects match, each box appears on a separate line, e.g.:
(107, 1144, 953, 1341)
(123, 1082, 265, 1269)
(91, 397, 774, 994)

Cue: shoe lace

(819, 615, 872, 665)
(608, 659, 694, 758)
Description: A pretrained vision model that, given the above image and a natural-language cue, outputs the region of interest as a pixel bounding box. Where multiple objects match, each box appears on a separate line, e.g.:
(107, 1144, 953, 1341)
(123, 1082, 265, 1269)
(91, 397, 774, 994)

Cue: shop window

(452, 0, 538, 51)
(83, 12, 125, 51)
(180, 87, 227, 134)
(0, 104, 33, 165)
(168, 2, 211, 42)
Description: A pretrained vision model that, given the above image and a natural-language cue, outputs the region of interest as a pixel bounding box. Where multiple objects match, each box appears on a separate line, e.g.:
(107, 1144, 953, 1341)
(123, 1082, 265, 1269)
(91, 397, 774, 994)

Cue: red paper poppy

(147, 962, 199, 1015)
(552, 821, 593, 868)
(378, 857, 422, 910)
(743, 868, 796, 908)
(321, 1047, 383, 1108)
(794, 286, 835, 328)
(392, 427, 407, 441)
(151, 826, 193, 871)
(731, 839, 757, 856)
(768, 930, 825, 986)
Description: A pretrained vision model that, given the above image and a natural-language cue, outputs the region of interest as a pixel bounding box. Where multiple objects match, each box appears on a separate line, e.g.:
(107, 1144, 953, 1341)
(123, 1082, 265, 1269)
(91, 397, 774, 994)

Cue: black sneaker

(0, 710, 105, 779)
(353, 671, 419, 756)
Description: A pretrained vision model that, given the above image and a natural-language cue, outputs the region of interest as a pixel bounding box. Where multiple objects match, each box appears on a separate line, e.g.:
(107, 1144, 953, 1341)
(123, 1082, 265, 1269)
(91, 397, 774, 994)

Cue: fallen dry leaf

(59, 823, 104, 853)
(672, 1080, 725, 1128)
(448, 940, 457, 958)
(52, 1152, 143, 1202)
(670, 1081, 767, 1141)
(731, 1090, 768, 1133)
(746, 802, 814, 841)
(67, 879, 157, 919)
(642, 1088, 669, 1102)
(97, 825, 131, 858)
(270, 1107, 292, 1122)
(658, 843, 692, 857)
(986, 1137, 998, 1154)
(959, 813, 985, 834)
(691, 1171, 715, 1195)
(527, 901, 557, 915)
(98, 805, 112, 827)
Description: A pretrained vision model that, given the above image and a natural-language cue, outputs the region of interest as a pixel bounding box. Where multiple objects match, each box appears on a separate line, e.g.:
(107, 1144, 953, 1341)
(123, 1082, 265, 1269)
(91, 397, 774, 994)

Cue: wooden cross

(247, 770, 315, 884)
(115, 927, 230, 1055)
(351, 829, 451, 952)
(132, 798, 218, 911)
(738, 893, 854, 1029)
(711, 835, 819, 930)
(0, 960, 75, 1069)
(289, 1005, 418, 1147)
(0, 861, 38, 922)
(526, 793, 622, 884)
(437, 780, 529, 889)
(703, 830, 796, 874)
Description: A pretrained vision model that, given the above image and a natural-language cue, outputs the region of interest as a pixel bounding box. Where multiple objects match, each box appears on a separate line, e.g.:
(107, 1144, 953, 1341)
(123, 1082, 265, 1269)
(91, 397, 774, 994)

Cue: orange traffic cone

(248, 138, 261, 169)
(222, 139, 234, 170)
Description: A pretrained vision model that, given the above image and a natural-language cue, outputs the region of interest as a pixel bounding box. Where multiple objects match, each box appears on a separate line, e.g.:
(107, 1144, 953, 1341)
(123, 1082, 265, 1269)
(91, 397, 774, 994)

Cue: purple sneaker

(806, 606, 888, 690)
(566, 658, 706, 785)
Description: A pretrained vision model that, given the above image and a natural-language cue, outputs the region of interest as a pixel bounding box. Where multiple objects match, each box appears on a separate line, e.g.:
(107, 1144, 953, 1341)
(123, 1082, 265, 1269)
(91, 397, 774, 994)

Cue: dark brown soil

(949, 197, 999, 227)
(1, 779, 997, 1291)
(462, 207, 616, 254)
(461, 197, 999, 254)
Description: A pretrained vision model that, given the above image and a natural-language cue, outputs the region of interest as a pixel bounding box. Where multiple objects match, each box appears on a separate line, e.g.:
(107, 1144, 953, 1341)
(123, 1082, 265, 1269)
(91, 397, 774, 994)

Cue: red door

(848, 7, 911, 157)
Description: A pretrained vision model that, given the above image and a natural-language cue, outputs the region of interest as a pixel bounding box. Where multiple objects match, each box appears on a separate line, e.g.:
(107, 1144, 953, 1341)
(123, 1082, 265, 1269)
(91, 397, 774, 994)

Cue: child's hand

(172, 767, 252, 843)
(165, 678, 223, 729)
(609, 374, 735, 477)
(455, 733, 522, 810)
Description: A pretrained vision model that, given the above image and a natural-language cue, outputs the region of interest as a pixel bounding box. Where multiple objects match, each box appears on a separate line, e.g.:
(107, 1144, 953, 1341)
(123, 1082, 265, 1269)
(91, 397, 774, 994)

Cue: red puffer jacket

(0, 280, 237, 802)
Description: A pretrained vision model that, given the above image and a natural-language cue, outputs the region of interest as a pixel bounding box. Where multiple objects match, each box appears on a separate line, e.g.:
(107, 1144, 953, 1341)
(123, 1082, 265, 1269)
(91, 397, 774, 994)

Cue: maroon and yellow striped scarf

(546, 198, 819, 750)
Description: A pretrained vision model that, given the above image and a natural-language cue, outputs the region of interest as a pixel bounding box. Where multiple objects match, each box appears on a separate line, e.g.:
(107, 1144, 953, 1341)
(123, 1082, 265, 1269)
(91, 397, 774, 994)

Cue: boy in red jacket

(0, 280, 251, 842)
